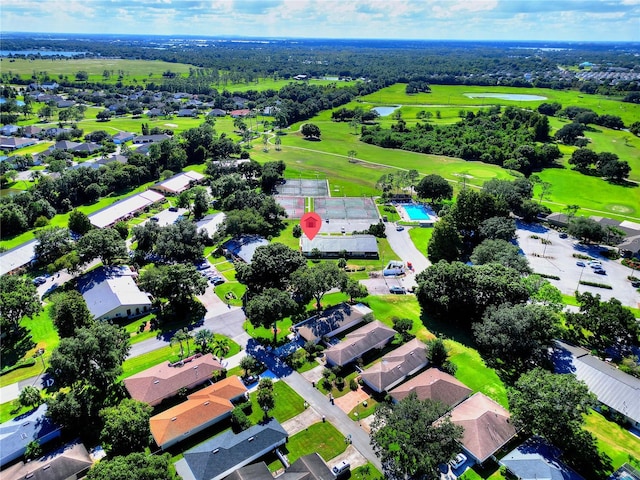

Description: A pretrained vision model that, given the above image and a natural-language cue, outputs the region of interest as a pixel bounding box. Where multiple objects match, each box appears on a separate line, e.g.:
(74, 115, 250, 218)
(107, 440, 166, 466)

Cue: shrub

(349, 378, 359, 391)
(335, 376, 345, 390)
(579, 280, 613, 289)
(231, 406, 251, 432)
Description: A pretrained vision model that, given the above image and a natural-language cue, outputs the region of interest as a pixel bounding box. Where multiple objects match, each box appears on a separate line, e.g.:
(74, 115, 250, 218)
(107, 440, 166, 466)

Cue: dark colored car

(389, 286, 406, 294)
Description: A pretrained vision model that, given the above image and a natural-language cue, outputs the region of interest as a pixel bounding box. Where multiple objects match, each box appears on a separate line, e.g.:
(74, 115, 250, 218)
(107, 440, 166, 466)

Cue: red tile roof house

(448, 392, 517, 464)
(389, 368, 472, 408)
(230, 109, 251, 118)
(360, 338, 429, 393)
(150, 376, 247, 450)
(123, 353, 224, 406)
(324, 320, 396, 367)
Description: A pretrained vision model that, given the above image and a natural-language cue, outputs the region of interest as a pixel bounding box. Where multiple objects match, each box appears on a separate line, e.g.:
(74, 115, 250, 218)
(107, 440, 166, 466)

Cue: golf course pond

(372, 105, 401, 116)
(463, 93, 547, 101)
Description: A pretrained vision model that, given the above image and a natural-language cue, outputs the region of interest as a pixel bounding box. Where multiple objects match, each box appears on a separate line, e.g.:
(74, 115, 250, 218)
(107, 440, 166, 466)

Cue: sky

(1, 0, 639, 43)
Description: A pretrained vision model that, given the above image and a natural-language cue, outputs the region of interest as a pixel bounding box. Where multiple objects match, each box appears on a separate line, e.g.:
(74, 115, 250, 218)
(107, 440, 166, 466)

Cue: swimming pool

(403, 204, 431, 221)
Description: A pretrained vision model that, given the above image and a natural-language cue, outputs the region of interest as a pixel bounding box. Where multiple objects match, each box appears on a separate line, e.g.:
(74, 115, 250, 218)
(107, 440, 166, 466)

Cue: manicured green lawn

(0, 401, 32, 423)
(351, 462, 383, 480)
(119, 345, 182, 380)
(247, 380, 306, 424)
(278, 421, 347, 466)
(584, 410, 640, 469)
(2, 58, 193, 83)
(408, 226, 433, 257)
(360, 84, 640, 127)
(533, 167, 640, 221)
(0, 302, 59, 387)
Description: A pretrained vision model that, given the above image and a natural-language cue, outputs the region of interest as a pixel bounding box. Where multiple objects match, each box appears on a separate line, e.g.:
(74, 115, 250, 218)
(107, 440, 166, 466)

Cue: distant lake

(0, 98, 25, 106)
(372, 105, 401, 116)
(463, 93, 547, 101)
(0, 50, 88, 57)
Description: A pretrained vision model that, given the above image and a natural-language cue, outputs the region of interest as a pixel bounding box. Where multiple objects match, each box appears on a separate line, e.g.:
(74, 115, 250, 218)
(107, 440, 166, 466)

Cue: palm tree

(194, 329, 214, 353)
(211, 337, 230, 360)
(170, 328, 192, 358)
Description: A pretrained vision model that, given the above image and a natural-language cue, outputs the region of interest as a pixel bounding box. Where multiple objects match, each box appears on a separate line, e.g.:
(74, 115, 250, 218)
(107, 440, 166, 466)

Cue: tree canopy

(99, 399, 153, 456)
(0, 274, 42, 334)
(51, 290, 93, 338)
(370, 392, 463, 480)
(86, 452, 177, 480)
(77, 228, 127, 266)
(236, 243, 306, 295)
(291, 262, 348, 310)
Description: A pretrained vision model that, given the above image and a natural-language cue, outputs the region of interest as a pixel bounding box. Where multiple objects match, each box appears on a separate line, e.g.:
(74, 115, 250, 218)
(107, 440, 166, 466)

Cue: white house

(78, 266, 151, 321)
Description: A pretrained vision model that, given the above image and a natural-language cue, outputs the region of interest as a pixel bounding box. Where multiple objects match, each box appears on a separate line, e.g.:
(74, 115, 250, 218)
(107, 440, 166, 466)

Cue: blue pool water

(403, 204, 431, 221)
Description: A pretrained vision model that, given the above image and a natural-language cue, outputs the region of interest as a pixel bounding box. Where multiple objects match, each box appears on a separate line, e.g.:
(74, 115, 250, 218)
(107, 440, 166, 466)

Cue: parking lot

(516, 222, 639, 309)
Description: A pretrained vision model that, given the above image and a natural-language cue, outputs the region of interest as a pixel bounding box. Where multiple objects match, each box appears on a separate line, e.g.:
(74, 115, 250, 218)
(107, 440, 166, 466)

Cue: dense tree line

(5, 36, 638, 96)
(361, 106, 559, 175)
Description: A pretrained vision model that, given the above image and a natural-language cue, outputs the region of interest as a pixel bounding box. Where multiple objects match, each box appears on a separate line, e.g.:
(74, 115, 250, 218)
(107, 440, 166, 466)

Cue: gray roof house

(132, 134, 171, 144)
(224, 236, 269, 264)
(175, 419, 288, 480)
(224, 453, 334, 480)
(360, 338, 429, 393)
(0, 404, 62, 467)
(208, 109, 227, 117)
(324, 320, 396, 367)
(499, 436, 585, 480)
(112, 131, 135, 144)
(78, 265, 151, 321)
(1, 439, 93, 480)
(554, 341, 640, 427)
(294, 302, 373, 344)
(300, 235, 379, 259)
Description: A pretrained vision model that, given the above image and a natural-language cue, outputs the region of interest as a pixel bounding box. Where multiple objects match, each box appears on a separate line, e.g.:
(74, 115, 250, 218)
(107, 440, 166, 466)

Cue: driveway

(384, 223, 431, 274)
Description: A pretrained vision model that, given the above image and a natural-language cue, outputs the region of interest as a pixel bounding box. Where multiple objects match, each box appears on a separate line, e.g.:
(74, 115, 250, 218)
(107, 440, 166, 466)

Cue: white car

(332, 461, 350, 476)
(449, 453, 467, 470)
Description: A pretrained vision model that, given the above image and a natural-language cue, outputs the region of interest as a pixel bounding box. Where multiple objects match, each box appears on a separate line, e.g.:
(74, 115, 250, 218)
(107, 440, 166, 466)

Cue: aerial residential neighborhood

(1, 3, 639, 480)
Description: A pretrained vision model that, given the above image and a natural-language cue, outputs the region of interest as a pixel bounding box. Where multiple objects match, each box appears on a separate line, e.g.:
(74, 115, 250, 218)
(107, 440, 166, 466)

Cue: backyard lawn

(267, 421, 347, 471)
(247, 380, 305, 424)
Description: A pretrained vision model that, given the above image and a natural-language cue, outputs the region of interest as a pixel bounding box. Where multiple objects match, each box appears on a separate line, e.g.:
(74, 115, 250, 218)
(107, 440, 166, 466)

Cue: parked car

(332, 461, 350, 476)
(631, 281, 640, 288)
(32, 276, 47, 286)
(559, 232, 568, 239)
(242, 375, 258, 385)
(576, 261, 586, 267)
(168, 206, 178, 212)
(593, 268, 607, 275)
(210, 277, 225, 285)
(150, 216, 159, 222)
(396, 225, 405, 231)
(449, 453, 467, 470)
(389, 286, 406, 294)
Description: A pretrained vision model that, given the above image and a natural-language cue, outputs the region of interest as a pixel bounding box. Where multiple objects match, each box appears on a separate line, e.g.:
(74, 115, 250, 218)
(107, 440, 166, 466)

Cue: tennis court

(275, 196, 306, 219)
(275, 179, 329, 197)
(314, 197, 380, 220)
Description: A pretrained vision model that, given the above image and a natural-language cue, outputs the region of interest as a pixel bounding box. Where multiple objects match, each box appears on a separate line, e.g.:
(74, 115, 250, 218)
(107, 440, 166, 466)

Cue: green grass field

(584, 410, 640, 470)
(360, 84, 640, 127)
(1, 58, 193, 84)
(275, 421, 347, 466)
(247, 380, 305, 424)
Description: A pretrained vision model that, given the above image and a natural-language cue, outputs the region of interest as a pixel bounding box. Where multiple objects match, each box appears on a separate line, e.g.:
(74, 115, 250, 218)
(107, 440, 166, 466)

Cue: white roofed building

(78, 266, 151, 321)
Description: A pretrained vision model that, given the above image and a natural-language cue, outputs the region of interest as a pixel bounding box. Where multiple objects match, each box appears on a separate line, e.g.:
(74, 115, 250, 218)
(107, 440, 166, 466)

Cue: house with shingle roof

(174, 418, 288, 480)
(124, 353, 224, 406)
(151, 171, 205, 194)
(112, 132, 135, 144)
(324, 320, 396, 367)
(389, 368, 472, 408)
(294, 302, 372, 344)
(151, 376, 247, 449)
(449, 392, 517, 464)
(499, 436, 585, 480)
(0, 404, 62, 467)
(554, 341, 640, 428)
(78, 265, 151, 321)
(230, 109, 251, 118)
(360, 338, 429, 392)
(1, 439, 93, 480)
(225, 453, 334, 480)
(0, 136, 37, 151)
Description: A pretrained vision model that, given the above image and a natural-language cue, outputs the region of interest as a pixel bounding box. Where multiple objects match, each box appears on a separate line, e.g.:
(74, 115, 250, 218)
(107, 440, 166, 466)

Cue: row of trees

(360, 106, 558, 175)
(237, 243, 367, 342)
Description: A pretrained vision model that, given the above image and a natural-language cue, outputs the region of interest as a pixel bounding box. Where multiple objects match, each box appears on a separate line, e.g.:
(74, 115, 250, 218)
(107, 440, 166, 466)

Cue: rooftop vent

(212, 448, 219, 454)
(248, 436, 255, 442)
(171, 417, 177, 421)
